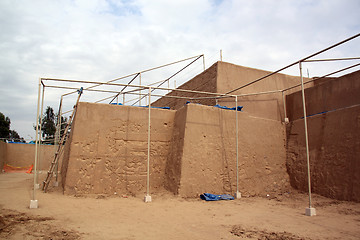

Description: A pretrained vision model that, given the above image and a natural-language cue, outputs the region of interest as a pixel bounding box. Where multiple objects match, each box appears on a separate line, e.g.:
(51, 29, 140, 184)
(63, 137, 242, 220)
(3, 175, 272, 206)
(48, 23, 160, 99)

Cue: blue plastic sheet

(186, 101, 243, 111)
(200, 193, 235, 201)
(110, 103, 170, 110)
(213, 104, 243, 112)
(110, 103, 123, 105)
(140, 106, 170, 110)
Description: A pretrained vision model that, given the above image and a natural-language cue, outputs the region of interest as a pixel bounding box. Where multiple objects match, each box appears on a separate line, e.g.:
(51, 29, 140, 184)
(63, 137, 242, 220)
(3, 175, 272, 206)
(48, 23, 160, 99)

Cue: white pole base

(305, 207, 316, 216)
(144, 195, 152, 203)
(53, 181, 59, 187)
(30, 200, 38, 209)
(235, 191, 242, 199)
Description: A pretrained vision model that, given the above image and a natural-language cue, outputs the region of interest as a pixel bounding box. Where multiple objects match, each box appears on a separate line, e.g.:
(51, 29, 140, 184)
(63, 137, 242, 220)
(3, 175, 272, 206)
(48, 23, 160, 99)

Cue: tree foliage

(0, 112, 25, 142)
(35, 106, 68, 144)
(41, 106, 56, 140)
(0, 112, 10, 139)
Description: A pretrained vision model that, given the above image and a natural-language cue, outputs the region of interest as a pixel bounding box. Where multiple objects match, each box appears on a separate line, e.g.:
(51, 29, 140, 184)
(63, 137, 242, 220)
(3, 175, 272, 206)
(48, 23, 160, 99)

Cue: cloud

(0, 0, 359, 140)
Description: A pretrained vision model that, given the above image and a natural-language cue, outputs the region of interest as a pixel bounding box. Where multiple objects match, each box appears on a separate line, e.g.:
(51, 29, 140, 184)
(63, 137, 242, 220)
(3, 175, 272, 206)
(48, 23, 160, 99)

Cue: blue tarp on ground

(200, 193, 235, 201)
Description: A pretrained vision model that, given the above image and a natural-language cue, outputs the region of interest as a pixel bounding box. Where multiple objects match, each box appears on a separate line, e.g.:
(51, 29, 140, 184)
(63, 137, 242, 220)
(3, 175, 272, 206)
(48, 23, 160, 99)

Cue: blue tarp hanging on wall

(186, 101, 243, 111)
(213, 104, 243, 112)
(110, 103, 170, 110)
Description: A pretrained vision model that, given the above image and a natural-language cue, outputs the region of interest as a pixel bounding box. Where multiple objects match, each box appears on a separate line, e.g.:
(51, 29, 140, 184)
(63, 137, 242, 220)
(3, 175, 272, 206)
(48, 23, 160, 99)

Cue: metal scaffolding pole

(235, 96, 241, 199)
(282, 91, 288, 123)
(139, 73, 142, 106)
(54, 96, 63, 185)
(203, 54, 206, 71)
(299, 62, 316, 216)
(226, 33, 360, 95)
(145, 87, 152, 203)
(36, 85, 45, 186)
(30, 78, 42, 209)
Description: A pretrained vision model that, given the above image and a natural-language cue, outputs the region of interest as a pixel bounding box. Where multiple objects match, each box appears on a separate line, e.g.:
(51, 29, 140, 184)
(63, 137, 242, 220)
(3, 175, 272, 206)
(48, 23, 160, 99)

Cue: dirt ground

(0, 173, 359, 240)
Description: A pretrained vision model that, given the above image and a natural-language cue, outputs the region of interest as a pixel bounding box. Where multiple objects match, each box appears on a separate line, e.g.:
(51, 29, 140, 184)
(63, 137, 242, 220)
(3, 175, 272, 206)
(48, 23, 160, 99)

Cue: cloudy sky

(0, 0, 359, 141)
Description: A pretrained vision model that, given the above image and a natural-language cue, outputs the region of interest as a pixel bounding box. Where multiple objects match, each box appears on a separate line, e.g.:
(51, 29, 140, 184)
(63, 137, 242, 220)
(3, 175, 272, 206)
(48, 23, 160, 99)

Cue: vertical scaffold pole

(54, 96, 63, 185)
(144, 87, 152, 203)
(168, 79, 170, 93)
(299, 62, 316, 216)
(36, 85, 45, 185)
(139, 73, 142, 106)
(235, 96, 241, 199)
(282, 91, 288, 123)
(30, 78, 42, 209)
(203, 54, 206, 71)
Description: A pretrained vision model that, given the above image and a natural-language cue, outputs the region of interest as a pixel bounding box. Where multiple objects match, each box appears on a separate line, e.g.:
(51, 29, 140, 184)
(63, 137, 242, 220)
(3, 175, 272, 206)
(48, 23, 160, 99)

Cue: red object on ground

(3, 164, 33, 173)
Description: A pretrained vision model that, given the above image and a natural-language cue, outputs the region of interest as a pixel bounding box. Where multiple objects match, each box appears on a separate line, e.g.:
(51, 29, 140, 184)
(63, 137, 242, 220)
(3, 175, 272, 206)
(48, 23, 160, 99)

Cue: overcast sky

(0, 0, 359, 141)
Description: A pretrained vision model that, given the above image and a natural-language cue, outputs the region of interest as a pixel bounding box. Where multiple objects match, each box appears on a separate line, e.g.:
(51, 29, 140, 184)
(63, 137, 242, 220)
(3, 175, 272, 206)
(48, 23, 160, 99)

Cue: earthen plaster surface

(286, 70, 360, 121)
(176, 103, 290, 197)
(0, 141, 6, 171)
(286, 106, 360, 202)
(0, 143, 58, 171)
(57, 63, 359, 203)
(62, 102, 176, 196)
(62, 101, 290, 198)
(154, 61, 307, 122)
(153, 62, 218, 109)
(286, 70, 360, 202)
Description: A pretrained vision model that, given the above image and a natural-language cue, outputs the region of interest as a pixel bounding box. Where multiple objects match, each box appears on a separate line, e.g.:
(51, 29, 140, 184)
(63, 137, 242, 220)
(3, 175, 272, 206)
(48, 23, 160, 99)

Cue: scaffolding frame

(30, 55, 240, 207)
(31, 33, 360, 214)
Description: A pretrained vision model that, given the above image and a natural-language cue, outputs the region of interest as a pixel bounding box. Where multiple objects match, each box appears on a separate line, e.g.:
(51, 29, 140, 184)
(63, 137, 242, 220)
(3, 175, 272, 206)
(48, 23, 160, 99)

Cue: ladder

(42, 88, 83, 192)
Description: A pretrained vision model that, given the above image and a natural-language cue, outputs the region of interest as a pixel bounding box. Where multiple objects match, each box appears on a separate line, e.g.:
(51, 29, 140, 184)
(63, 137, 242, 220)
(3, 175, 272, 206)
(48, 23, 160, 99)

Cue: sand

(0, 173, 360, 239)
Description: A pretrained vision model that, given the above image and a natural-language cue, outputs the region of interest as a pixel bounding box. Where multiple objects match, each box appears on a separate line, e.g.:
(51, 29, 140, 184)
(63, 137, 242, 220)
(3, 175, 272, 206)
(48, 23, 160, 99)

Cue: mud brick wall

(286, 70, 360, 121)
(155, 61, 304, 121)
(2, 143, 58, 171)
(217, 62, 304, 121)
(62, 102, 176, 196)
(167, 103, 290, 198)
(286, 106, 360, 202)
(152, 62, 218, 109)
(163, 106, 187, 194)
(286, 70, 360, 202)
(0, 141, 6, 171)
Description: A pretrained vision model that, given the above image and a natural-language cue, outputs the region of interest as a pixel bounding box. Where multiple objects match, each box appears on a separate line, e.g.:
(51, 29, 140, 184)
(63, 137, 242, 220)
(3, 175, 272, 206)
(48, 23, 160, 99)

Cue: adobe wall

(62, 102, 176, 196)
(168, 103, 290, 197)
(3, 143, 57, 171)
(216, 62, 305, 121)
(154, 61, 306, 122)
(286, 70, 360, 121)
(0, 141, 6, 172)
(152, 62, 218, 109)
(286, 70, 360, 202)
(163, 106, 187, 194)
(286, 106, 360, 202)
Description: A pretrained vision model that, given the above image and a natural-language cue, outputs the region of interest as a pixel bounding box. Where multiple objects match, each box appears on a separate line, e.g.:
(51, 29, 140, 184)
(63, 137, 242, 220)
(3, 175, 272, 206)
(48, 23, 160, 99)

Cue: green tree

(0, 112, 25, 142)
(40, 106, 56, 143)
(9, 130, 25, 142)
(34, 106, 69, 144)
(0, 112, 10, 140)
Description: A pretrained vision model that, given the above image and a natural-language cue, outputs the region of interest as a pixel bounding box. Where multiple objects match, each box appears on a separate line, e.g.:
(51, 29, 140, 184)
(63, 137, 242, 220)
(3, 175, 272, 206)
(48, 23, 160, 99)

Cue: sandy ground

(0, 173, 360, 240)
